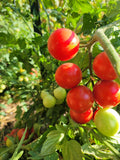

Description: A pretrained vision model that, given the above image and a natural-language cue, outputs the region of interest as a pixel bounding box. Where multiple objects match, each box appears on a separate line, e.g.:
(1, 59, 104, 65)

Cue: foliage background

(0, 0, 120, 159)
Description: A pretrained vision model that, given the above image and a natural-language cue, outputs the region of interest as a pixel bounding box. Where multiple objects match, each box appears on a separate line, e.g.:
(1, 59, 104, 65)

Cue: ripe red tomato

(10, 129, 18, 137)
(47, 28, 79, 61)
(67, 85, 94, 113)
(55, 63, 82, 89)
(94, 108, 120, 136)
(30, 68, 38, 77)
(70, 108, 93, 124)
(93, 80, 120, 107)
(4, 133, 11, 142)
(93, 52, 117, 80)
(17, 128, 29, 140)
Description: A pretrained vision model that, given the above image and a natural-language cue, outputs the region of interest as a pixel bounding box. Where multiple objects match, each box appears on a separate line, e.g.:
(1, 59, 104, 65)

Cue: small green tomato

(53, 87, 66, 100)
(40, 90, 50, 99)
(94, 108, 120, 137)
(43, 94, 56, 108)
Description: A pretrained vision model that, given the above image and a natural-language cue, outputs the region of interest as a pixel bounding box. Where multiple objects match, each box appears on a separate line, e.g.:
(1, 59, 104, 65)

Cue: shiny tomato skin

(48, 28, 79, 61)
(94, 108, 120, 136)
(55, 63, 82, 89)
(93, 52, 117, 80)
(67, 85, 94, 113)
(70, 108, 93, 124)
(17, 128, 29, 140)
(93, 80, 120, 107)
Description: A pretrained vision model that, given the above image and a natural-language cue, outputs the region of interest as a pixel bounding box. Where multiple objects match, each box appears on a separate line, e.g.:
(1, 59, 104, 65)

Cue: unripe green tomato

(94, 108, 120, 137)
(40, 90, 50, 99)
(24, 76, 29, 82)
(53, 87, 66, 100)
(43, 94, 56, 108)
(18, 76, 24, 82)
(56, 98, 64, 104)
(1, 84, 6, 90)
(6, 138, 14, 147)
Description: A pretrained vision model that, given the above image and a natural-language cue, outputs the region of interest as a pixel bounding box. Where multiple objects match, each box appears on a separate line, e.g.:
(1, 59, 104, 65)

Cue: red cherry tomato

(70, 108, 93, 124)
(48, 28, 79, 61)
(67, 85, 94, 113)
(17, 128, 29, 140)
(93, 80, 120, 107)
(30, 68, 38, 77)
(10, 129, 18, 137)
(4, 133, 11, 142)
(93, 52, 117, 80)
(55, 63, 82, 89)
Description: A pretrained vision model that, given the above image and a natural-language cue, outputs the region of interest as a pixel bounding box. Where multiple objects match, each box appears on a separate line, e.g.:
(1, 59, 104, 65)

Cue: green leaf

(107, 1, 120, 20)
(11, 151, 24, 160)
(0, 103, 7, 109)
(68, 0, 92, 14)
(15, 105, 22, 119)
(0, 111, 6, 116)
(40, 130, 64, 157)
(7, 98, 13, 104)
(81, 13, 97, 35)
(82, 143, 118, 159)
(44, 152, 59, 160)
(61, 140, 83, 160)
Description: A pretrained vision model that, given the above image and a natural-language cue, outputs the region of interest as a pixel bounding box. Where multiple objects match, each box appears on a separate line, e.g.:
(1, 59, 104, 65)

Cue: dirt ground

(0, 100, 17, 130)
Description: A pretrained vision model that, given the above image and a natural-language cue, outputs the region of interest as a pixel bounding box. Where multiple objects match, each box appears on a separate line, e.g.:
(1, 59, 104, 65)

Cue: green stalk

(94, 28, 120, 81)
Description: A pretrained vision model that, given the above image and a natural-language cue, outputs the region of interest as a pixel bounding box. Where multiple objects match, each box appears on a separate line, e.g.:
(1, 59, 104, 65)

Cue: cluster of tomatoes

(47, 28, 120, 137)
(4, 128, 30, 147)
(40, 86, 66, 108)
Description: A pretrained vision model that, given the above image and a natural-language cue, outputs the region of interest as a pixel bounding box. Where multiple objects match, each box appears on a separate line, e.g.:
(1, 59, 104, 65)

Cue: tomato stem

(94, 28, 120, 81)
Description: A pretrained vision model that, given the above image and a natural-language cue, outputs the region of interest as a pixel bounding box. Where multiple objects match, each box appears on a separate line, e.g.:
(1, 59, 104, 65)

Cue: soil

(0, 100, 18, 145)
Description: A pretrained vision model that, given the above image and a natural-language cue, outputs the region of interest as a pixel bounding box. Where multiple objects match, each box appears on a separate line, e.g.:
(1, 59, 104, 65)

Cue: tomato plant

(93, 52, 117, 80)
(94, 108, 120, 136)
(67, 85, 94, 113)
(55, 63, 82, 89)
(47, 28, 79, 61)
(1, 0, 120, 160)
(93, 80, 120, 107)
(70, 108, 93, 124)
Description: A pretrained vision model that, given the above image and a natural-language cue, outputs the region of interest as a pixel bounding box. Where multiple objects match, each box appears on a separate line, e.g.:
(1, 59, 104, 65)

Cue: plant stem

(94, 28, 120, 81)
(88, 45, 94, 87)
